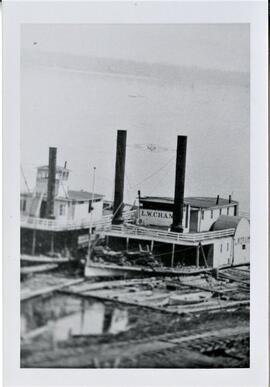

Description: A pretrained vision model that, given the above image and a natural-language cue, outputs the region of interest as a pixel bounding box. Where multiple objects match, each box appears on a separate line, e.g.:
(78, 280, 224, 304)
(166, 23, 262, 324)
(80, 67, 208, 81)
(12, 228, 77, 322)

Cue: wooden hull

(84, 262, 216, 278)
(84, 261, 250, 279)
(84, 263, 146, 278)
(21, 254, 70, 265)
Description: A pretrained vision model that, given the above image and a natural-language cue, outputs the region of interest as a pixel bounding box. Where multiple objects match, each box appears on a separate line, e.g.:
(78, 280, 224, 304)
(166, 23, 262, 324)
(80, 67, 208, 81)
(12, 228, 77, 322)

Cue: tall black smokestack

(45, 147, 57, 219)
(112, 130, 127, 225)
(171, 135, 187, 233)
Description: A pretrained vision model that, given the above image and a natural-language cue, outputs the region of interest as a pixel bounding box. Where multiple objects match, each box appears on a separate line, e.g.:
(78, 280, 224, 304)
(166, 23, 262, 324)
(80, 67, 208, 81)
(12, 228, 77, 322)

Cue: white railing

(20, 210, 137, 231)
(102, 224, 235, 244)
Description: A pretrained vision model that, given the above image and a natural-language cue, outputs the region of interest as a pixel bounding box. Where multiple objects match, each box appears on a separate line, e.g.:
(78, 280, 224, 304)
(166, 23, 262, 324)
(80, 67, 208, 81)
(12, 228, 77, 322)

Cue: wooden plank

(21, 278, 85, 301)
(21, 264, 58, 275)
(166, 280, 221, 295)
(68, 278, 158, 292)
(21, 254, 70, 264)
(167, 326, 249, 344)
(217, 272, 250, 285)
(59, 288, 249, 316)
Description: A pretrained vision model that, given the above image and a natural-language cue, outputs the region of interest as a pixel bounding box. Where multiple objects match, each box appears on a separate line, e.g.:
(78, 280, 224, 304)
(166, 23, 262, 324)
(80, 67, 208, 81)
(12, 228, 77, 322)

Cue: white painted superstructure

(20, 165, 104, 229)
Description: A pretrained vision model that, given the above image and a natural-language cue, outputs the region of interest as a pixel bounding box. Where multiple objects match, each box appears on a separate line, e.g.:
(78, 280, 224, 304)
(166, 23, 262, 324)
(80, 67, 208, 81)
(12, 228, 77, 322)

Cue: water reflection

(21, 295, 130, 342)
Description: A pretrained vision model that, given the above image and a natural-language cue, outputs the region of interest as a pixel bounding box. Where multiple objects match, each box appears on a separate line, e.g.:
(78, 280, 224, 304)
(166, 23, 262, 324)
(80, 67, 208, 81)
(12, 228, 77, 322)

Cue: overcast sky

(22, 24, 249, 72)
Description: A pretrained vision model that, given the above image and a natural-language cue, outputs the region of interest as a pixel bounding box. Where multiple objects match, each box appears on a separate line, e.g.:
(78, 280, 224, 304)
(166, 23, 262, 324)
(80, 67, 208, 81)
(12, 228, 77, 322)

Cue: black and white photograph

(2, 1, 268, 386)
(20, 22, 251, 369)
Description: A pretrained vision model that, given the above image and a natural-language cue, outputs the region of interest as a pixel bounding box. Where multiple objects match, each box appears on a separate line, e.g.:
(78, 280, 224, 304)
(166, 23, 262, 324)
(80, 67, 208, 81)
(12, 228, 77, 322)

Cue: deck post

(126, 237, 129, 251)
(196, 244, 200, 267)
(64, 234, 67, 250)
(50, 232, 55, 254)
(105, 235, 109, 248)
(32, 229, 36, 256)
(171, 244, 175, 267)
(150, 240, 154, 252)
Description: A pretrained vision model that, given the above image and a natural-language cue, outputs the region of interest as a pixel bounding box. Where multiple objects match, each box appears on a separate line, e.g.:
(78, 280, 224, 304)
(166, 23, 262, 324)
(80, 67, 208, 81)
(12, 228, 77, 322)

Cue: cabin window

(242, 244, 246, 250)
(40, 171, 48, 178)
(227, 207, 230, 215)
(211, 210, 213, 219)
(227, 242, 229, 251)
(59, 204, 65, 216)
(20, 199, 26, 212)
(201, 210, 204, 220)
(219, 208, 222, 215)
(220, 243, 223, 253)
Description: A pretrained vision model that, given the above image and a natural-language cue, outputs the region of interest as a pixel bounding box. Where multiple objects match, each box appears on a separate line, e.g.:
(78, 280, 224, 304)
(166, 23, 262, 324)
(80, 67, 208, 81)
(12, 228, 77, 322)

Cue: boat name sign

(140, 209, 173, 219)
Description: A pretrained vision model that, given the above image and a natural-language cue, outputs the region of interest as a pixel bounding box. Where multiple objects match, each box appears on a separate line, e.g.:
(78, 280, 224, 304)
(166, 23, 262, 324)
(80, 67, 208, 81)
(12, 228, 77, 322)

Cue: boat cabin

(20, 163, 104, 257)
(20, 165, 104, 225)
(138, 196, 239, 233)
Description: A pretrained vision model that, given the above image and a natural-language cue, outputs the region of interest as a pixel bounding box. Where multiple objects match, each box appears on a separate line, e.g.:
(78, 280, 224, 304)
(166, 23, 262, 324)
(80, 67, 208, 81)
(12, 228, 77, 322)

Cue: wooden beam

(171, 244, 175, 267)
(50, 232, 55, 254)
(196, 245, 200, 267)
(31, 229, 36, 256)
(200, 243, 208, 267)
(21, 263, 58, 275)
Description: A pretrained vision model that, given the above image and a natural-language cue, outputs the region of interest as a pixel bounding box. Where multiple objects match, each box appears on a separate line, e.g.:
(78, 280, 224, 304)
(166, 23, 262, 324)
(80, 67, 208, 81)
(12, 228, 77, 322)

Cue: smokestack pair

(112, 131, 188, 232)
(46, 133, 188, 231)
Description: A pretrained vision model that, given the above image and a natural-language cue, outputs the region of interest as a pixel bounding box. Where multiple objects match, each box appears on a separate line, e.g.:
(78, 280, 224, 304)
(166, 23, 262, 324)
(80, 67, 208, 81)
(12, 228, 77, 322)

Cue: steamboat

(20, 130, 250, 278)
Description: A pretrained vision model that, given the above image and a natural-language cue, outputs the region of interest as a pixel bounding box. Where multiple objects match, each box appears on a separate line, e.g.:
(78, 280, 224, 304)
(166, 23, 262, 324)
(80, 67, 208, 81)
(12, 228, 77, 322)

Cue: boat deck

(101, 224, 235, 246)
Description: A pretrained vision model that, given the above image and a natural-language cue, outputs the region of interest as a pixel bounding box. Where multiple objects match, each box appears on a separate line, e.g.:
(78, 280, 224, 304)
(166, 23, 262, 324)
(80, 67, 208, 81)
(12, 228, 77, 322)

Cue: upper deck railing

(21, 210, 137, 231)
(101, 224, 235, 245)
(21, 211, 235, 245)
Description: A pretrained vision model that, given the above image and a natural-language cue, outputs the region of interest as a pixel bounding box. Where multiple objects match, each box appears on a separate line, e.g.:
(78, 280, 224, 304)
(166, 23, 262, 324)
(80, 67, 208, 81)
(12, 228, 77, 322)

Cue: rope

(148, 161, 173, 196)
(59, 169, 69, 198)
(112, 141, 137, 214)
(20, 164, 31, 193)
(132, 156, 175, 188)
(112, 200, 124, 220)
(153, 245, 195, 259)
(60, 180, 69, 198)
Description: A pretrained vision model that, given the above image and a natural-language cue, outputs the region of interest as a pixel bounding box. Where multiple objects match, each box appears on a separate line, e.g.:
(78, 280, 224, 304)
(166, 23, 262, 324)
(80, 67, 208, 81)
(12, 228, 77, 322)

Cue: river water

(21, 62, 250, 212)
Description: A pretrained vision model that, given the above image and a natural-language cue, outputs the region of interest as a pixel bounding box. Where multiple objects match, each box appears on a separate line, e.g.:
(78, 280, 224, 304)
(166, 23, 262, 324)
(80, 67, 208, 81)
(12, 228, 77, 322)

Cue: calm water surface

(21, 65, 249, 212)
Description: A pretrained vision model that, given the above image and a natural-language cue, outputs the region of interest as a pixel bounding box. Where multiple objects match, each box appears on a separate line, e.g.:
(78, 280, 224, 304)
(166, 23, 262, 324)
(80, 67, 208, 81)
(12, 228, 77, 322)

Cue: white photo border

(3, 1, 268, 386)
